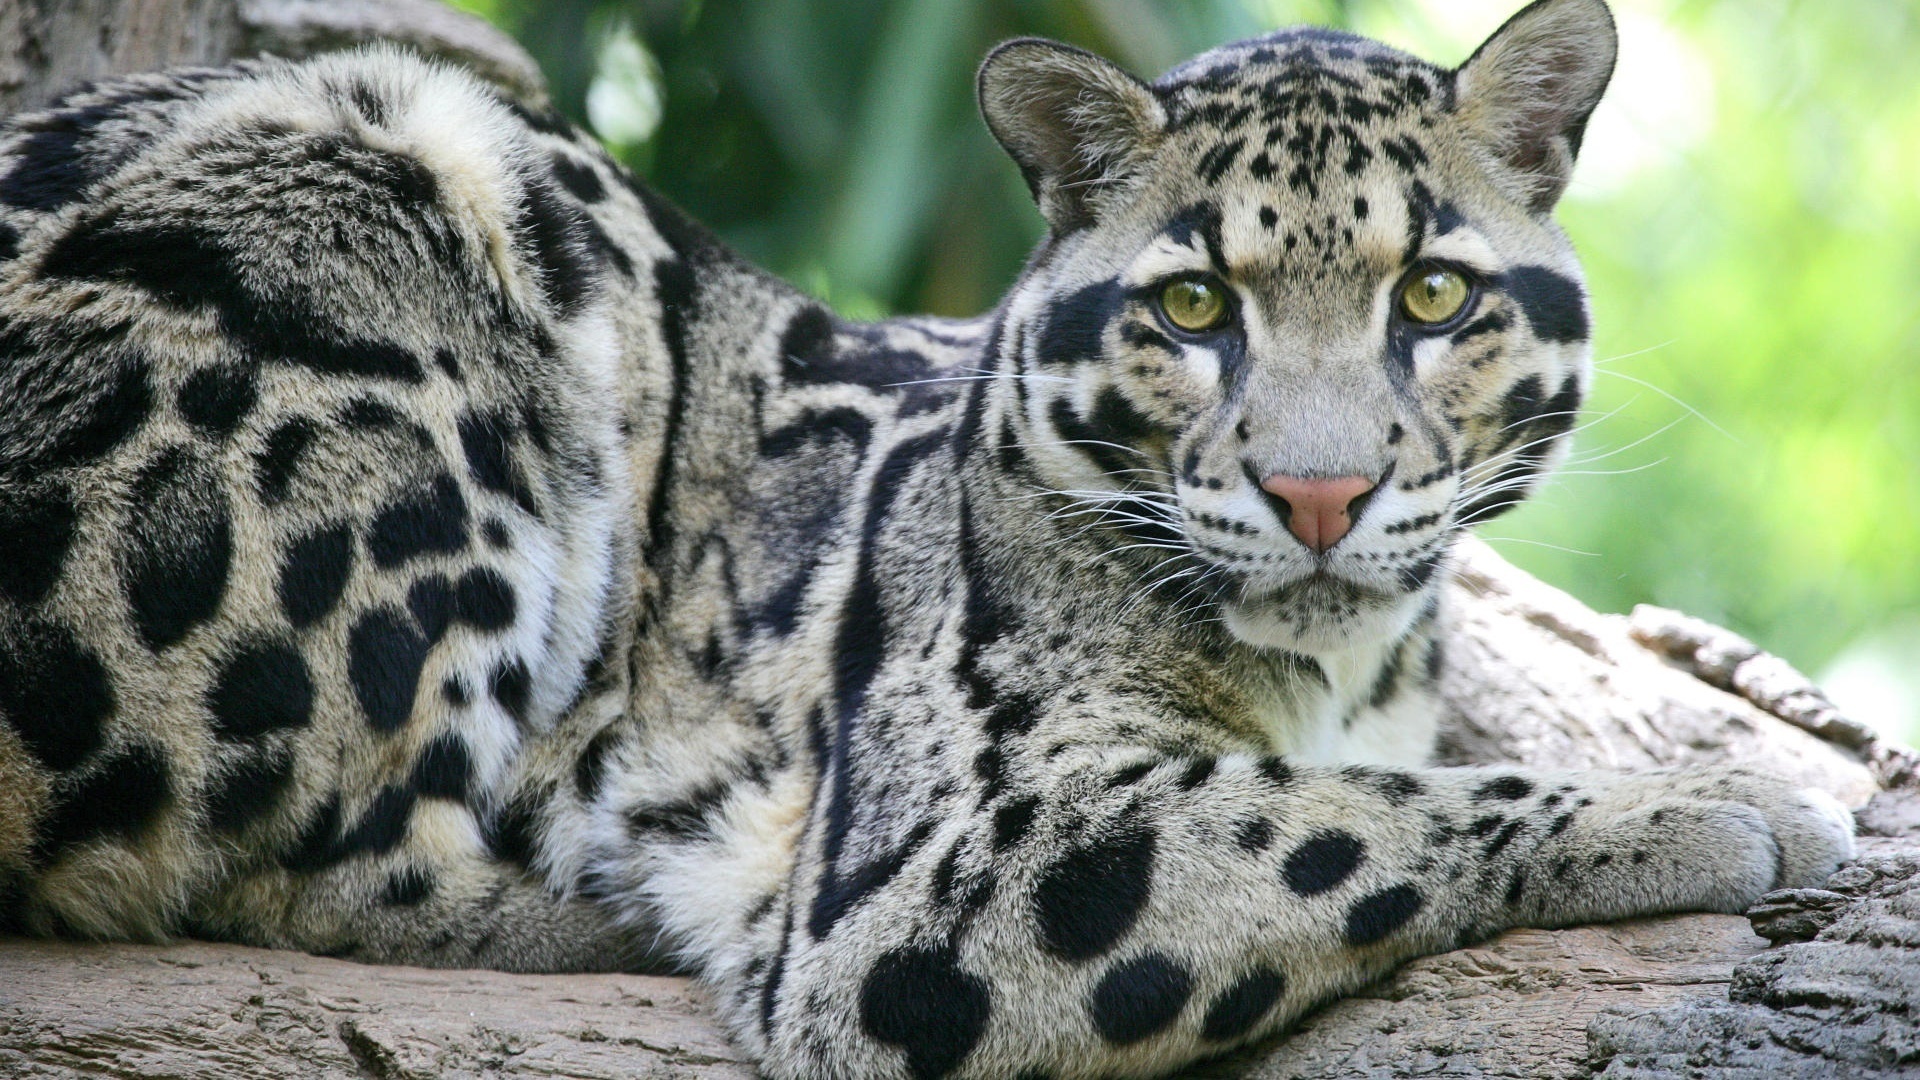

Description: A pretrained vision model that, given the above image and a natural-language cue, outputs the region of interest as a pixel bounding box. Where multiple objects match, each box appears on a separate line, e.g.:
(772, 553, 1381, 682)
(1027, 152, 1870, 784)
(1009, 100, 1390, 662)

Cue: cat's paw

(1536, 769, 1857, 921)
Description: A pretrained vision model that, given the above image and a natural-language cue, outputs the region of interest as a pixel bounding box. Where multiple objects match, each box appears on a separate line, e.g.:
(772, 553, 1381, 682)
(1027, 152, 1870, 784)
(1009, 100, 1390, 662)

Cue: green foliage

(449, 0, 1920, 740)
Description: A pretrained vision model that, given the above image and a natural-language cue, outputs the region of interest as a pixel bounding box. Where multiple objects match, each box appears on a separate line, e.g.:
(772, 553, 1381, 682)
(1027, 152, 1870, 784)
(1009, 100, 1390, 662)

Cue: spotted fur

(0, 2, 1854, 1077)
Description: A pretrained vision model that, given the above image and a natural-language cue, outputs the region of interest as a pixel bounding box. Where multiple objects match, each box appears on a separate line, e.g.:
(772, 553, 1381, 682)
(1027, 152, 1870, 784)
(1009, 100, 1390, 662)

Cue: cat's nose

(1257, 474, 1378, 554)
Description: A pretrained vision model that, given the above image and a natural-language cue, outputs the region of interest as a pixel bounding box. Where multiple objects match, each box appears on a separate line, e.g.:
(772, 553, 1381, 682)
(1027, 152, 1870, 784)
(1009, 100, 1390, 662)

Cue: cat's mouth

(1211, 566, 1425, 653)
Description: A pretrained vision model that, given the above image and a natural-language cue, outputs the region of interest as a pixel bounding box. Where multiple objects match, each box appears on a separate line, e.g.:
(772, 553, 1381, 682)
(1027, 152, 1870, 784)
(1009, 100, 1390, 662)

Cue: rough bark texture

(0, 0, 543, 115)
(0, 3, 1915, 1075)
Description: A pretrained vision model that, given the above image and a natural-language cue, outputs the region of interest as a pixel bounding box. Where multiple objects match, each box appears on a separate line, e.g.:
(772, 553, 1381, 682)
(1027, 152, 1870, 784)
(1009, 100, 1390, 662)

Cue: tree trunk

(0, 0, 544, 115)
(0, 2, 1915, 1075)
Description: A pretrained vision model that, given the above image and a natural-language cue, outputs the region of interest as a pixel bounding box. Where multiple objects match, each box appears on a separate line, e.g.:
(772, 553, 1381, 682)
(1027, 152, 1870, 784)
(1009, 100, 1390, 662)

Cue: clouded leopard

(0, 0, 1854, 1075)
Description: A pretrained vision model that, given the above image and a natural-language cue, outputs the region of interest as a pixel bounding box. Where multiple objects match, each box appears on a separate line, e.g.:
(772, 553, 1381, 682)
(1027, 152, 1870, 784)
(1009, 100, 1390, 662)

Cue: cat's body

(0, 2, 1854, 1075)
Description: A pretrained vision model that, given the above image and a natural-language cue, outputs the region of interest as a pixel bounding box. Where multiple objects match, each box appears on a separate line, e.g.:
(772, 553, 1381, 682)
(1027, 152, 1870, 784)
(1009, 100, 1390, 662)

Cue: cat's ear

(1454, 0, 1617, 213)
(978, 39, 1165, 232)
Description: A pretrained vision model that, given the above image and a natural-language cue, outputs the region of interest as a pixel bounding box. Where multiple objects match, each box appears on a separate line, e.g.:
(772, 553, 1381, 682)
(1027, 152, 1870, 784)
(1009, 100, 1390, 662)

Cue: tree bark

(0, 2, 1915, 1076)
(0, 0, 544, 115)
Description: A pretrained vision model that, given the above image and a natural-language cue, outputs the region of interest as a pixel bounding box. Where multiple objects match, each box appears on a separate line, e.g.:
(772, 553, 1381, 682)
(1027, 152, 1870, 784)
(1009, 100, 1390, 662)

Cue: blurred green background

(450, 0, 1920, 743)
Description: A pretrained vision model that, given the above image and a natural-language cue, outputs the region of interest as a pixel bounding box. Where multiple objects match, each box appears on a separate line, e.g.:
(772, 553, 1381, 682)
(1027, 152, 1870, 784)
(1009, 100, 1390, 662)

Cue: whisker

(1593, 367, 1741, 445)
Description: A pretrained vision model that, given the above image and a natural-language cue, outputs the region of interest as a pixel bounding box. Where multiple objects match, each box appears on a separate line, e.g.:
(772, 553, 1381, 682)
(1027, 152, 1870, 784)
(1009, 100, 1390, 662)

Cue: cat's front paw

(1752, 784, 1856, 892)
(1536, 769, 1857, 922)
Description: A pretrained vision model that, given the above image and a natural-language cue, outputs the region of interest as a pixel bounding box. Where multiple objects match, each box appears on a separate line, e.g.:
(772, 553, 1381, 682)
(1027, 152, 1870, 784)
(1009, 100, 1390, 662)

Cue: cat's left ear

(1454, 0, 1617, 213)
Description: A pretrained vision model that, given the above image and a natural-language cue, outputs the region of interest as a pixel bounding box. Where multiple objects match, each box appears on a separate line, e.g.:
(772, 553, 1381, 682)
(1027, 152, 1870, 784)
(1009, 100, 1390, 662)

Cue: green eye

(1159, 278, 1231, 332)
(1400, 268, 1472, 324)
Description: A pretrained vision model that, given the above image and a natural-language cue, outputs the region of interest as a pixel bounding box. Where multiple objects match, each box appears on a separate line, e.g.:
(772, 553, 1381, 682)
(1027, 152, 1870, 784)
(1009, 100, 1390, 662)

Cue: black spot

(206, 640, 314, 740)
(860, 945, 990, 1080)
(759, 404, 873, 459)
(1197, 137, 1246, 184)
(1046, 397, 1144, 484)
(1033, 817, 1156, 961)
(384, 866, 434, 906)
(0, 99, 122, 211)
(1366, 770, 1425, 805)
(484, 796, 538, 869)
(457, 410, 535, 514)
(122, 448, 232, 650)
(1473, 775, 1534, 802)
(482, 518, 511, 549)
(18, 349, 154, 473)
(983, 690, 1042, 741)
(1234, 817, 1273, 853)
(515, 178, 596, 314)
(1201, 967, 1287, 1042)
(1482, 818, 1525, 857)
(406, 573, 455, 644)
(1466, 814, 1503, 838)
(520, 402, 553, 455)
(176, 365, 257, 440)
(992, 796, 1040, 852)
(441, 678, 470, 707)
(346, 79, 391, 126)
(1107, 761, 1154, 788)
(1506, 866, 1529, 905)
(369, 473, 468, 568)
(337, 784, 415, 857)
(347, 607, 430, 732)
(777, 305, 838, 384)
(454, 567, 515, 631)
(1258, 205, 1279, 229)
(549, 152, 606, 203)
(1497, 374, 1547, 435)
(574, 728, 618, 800)
(280, 792, 343, 872)
(337, 396, 415, 435)
(1088, 952, 1194, 1045)
(1282, 830, 1366, 896)
(0, 483, 77, 606)
(1396, 551, 1443, 592)
(255, 418, 317, 504)
(411, 734, 472, 800)
(490, 658, 532, 726)
(1035, 279, 1121, 367)
(626, 777, 732, 839)
(278, 523, 353, 629)
(205, 749, 296, 833)
(0, 616, 113, 771)
(1258, 756, 1295, 786)
(38, 215, 434, 385)
(30, 742, 171, 863)
(0, 220, 16, 261)
(1176, 756, 1216, 790)
(1345, 884, 1423, 946)
(1503, 265, 1589, 343)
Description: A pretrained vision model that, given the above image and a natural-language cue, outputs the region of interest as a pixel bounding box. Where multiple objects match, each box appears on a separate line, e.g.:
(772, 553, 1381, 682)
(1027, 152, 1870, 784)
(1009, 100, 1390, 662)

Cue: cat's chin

(1221, 577, 1427, 657)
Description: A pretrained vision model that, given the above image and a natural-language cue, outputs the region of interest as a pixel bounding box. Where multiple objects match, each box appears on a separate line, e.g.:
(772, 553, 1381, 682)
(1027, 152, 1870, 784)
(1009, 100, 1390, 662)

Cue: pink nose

(1258, 474, 1378, 554)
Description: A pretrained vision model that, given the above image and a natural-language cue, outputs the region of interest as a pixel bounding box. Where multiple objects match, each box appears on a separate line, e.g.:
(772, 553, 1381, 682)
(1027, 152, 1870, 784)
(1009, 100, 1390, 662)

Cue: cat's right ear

(1454, 0, 1617, 213)
(978, 39, 1165, 232)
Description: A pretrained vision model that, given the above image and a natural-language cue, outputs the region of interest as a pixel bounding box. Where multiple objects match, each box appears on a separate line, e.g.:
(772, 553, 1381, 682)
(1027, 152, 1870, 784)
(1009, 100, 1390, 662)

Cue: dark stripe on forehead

(1164, 203, 1226, 271)
(1197, 138, 1246, 185)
